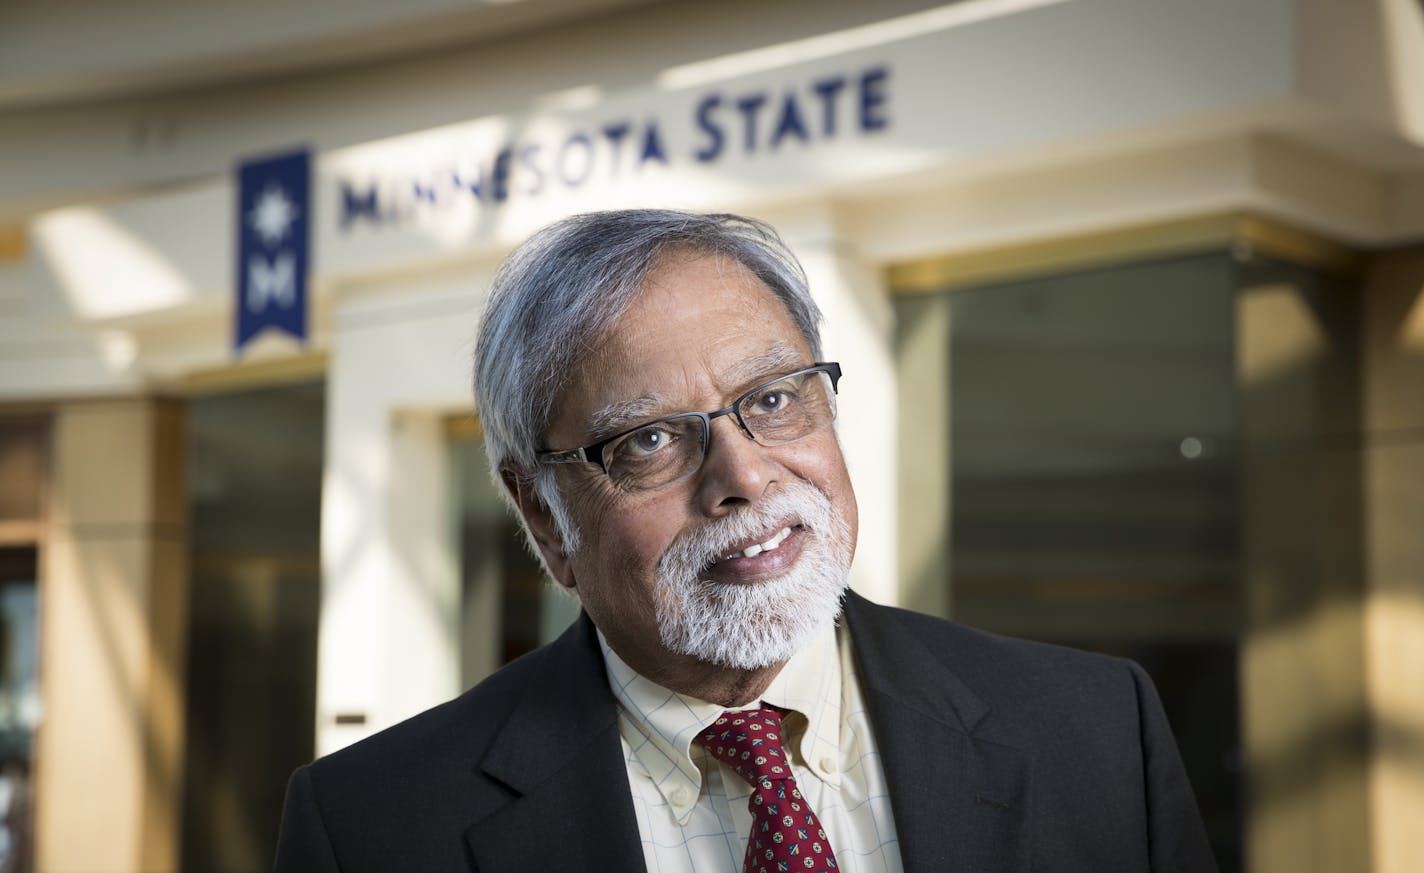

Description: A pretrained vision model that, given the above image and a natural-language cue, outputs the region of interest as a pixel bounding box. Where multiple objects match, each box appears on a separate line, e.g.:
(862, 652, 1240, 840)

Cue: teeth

(720, 526, 793, 562)
(763, 526, 792, 551)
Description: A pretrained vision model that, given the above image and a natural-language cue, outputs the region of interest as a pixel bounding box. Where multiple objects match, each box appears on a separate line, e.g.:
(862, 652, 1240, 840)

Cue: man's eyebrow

(721, 342, 808, 387)
(584, 341, 812, 440)
(586, 396, 669, 442)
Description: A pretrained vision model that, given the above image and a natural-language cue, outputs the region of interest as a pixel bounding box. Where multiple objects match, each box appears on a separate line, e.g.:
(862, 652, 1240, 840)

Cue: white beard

(653, 482, 853, 670)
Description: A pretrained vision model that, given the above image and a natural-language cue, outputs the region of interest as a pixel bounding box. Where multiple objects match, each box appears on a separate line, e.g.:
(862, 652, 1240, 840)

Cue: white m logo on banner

(246, 253, 296, 313)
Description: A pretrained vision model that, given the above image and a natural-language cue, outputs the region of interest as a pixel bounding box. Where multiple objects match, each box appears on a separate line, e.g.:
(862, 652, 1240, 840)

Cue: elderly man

(274, 210, 1217, 872)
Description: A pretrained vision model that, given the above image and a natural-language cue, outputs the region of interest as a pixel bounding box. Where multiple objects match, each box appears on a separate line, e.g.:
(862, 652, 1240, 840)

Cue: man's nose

(694, 414, 776, 516)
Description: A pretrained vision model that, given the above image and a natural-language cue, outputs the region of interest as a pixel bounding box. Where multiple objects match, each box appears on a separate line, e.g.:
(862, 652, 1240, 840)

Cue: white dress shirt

(598, 623, 906, 873)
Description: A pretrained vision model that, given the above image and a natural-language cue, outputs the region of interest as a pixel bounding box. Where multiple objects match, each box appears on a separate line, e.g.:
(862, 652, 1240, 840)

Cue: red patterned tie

(696, 707, 840, 873)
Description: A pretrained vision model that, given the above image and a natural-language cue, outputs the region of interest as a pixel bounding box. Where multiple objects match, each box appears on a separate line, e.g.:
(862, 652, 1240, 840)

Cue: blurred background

(1, 0, 1422, 871)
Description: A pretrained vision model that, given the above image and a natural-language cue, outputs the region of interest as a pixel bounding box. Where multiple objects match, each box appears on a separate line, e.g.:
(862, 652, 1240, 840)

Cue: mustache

(657, 485, 830, 579)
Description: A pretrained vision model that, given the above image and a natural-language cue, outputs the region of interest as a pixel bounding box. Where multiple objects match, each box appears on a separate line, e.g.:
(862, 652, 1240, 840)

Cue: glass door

(895, 249, 1243, 869)
(0, 548, 37, 873)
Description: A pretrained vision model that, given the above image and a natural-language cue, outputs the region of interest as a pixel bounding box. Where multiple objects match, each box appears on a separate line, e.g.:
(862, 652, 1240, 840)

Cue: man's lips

(713, 523, 797, 562)
(703, 524, 807, 584)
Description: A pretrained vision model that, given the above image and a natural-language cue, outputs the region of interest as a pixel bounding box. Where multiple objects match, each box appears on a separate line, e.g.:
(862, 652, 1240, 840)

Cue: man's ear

(500, 466, 576, 590)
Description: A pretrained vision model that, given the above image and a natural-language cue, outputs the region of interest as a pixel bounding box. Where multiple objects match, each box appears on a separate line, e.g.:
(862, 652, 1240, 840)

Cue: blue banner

(236, 148, 310, 351)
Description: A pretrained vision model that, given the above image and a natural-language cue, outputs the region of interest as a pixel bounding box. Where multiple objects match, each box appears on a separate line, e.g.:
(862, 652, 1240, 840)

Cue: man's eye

(625, 426, 674, 457)
(749, 386, 798, 415)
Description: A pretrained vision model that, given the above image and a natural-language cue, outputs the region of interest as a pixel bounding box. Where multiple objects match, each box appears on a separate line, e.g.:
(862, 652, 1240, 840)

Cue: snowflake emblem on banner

(249, 184, 300, 247)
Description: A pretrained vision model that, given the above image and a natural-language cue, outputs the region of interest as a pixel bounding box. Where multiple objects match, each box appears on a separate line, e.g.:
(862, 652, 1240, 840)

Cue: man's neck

(680, 663, 785, 708)
(615, 641, 787, 708)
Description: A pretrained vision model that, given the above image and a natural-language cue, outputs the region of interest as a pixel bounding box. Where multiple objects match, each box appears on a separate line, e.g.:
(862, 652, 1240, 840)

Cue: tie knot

(695, 707, 793, 787)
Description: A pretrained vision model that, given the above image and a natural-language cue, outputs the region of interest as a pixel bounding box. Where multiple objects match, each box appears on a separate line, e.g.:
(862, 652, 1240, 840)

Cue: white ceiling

(0, 0, 665, 110)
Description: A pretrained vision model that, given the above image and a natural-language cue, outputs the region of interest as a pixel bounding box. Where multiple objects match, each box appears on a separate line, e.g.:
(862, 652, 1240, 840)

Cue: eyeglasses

(537, 362, 841, 491)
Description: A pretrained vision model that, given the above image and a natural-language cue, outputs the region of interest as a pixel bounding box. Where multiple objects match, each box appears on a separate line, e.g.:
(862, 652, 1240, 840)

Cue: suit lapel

(844, 594, 1030, 873)
(462, 615, 645, 873)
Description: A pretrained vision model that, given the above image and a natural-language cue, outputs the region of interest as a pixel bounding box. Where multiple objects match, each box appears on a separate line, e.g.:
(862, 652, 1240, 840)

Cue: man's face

(533, 248, 859, 682)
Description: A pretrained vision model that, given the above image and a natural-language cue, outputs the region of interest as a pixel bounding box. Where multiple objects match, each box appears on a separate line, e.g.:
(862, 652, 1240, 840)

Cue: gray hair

(472, 209, 823, 558)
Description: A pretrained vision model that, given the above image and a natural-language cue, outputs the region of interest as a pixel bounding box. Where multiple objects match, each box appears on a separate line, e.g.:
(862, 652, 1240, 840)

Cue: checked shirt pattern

(696, 708, 840, 873)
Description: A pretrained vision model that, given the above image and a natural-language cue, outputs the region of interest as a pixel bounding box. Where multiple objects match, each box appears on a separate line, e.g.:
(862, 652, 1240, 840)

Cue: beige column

(893, 291, 953, 620)
(1236, 272, 1371, 873)
(35, 398, 187, 873)
(1360, 247, 1424, 873)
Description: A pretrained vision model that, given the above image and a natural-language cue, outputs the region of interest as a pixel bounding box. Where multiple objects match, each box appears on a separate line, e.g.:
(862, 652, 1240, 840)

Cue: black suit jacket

(274, 593, 1218, 872)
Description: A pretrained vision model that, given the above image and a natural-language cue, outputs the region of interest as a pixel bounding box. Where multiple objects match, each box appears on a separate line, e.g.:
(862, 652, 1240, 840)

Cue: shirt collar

(758, 625, 843, 786)
(597, 624, 844, 824)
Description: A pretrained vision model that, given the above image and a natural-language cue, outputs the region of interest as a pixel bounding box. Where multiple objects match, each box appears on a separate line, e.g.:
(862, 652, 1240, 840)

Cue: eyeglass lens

(602, 369, 838, 490)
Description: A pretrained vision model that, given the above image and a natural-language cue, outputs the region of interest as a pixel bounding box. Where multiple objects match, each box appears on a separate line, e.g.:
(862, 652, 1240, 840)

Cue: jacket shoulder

(846, 595, 1150, 743)
(852, 596, 1131, 681)
(310, 636, 557, 782)
(276, 615, 622, 872)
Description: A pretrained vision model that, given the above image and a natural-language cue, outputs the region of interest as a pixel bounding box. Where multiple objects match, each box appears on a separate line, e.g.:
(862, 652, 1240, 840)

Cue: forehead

(549, 250, 813, 439)
(597, 248, 809, 360)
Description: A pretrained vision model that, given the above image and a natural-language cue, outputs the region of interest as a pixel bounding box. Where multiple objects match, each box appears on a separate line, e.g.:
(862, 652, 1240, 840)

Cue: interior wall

(318, 268, 489, 755)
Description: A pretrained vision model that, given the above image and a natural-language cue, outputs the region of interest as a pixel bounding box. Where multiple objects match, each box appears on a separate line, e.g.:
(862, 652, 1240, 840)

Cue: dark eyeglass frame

(536, 362, 842, 479)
